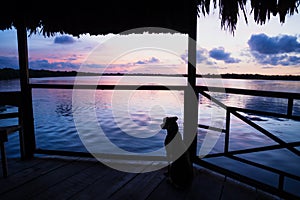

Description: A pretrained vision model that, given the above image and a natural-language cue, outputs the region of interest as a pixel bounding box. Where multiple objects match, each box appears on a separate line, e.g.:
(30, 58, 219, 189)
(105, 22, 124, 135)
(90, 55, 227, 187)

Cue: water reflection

(244, 96, 288, 114)
(1, 77, 299, 157)
(55, 103, 72, 117)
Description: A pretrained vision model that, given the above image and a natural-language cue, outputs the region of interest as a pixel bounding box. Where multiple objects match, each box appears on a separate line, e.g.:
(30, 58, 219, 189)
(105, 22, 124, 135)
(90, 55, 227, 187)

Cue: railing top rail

(30, 83, 300, 99)
(0, 91, 21, 106)
(196, 86, 300, 99)
(30, 83, 185, 90)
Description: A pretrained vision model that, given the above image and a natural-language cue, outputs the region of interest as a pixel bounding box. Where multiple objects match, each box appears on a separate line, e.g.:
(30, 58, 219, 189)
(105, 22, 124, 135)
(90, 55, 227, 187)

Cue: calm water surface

(1, 76, 299, 193)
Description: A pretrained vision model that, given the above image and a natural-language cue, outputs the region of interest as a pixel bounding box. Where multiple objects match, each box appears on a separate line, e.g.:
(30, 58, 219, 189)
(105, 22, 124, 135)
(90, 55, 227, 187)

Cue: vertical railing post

(287, 97, 293, 118)
(184, 0, 198, 161)
(16, 19, 36, 159)
(224, 108, 230, 154)
(278, 174, 284, 192)
(17, 105, 25, 160)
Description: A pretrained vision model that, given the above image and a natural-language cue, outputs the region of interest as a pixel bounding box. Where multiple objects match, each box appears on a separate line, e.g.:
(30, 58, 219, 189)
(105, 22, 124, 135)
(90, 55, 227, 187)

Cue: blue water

(1, 76, 300, 194)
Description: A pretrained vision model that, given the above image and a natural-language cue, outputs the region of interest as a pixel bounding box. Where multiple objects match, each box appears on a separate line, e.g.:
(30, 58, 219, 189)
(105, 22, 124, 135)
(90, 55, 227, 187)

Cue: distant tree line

(0, 68, 99, 80)
(0, 68, 299, 81)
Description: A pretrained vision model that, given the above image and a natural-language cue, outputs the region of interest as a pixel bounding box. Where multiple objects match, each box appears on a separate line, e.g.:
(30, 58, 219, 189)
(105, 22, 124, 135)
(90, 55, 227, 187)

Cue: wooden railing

(29, 83, 300, 199)
(0, 92, 25, 177)
(195, 86, 300, 200)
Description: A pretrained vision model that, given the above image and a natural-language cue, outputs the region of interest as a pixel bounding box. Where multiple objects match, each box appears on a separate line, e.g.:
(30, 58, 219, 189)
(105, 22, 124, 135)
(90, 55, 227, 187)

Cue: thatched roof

(0, 0, 299, 36)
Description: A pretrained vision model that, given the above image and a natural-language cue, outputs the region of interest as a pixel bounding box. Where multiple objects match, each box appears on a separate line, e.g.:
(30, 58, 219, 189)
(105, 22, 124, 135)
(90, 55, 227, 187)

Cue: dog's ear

(170, 116, 178, 122)
(161, 117, 168, 129)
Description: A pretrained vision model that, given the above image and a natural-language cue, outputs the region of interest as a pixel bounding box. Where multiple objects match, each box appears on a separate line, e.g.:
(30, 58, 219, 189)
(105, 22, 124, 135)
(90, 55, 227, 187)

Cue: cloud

(0, 56, 19, 69)
(181, 48, 215, 65)
(248, 34, 300, 66)
(0, 56, 81, 71)
(248, 34, 300, 54)
(29, 59, 80, 70)
(133, 57, 160, 65)
(209, 47, 241, 64)
(252, 52, 300, 66)
(196, 48, 210, 64)
(54, 35, 76, 44)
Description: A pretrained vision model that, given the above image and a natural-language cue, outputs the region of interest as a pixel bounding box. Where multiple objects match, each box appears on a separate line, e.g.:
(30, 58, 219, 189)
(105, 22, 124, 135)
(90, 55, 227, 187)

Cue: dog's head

(161, 116, 178, 131)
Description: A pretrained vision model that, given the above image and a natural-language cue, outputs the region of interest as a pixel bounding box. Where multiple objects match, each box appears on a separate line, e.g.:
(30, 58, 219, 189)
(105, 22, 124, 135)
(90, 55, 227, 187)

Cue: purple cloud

(252, 52, 300, 66)
(29, 59, 80, 70)
(0, 56, 19, 69)
(181, 48, 215, 65)
(54, 35, 76, 44)
(134, 57, 160, 65)
(0, 56, 81, 71)
(248, 34, 300, 54)
(248, 34, 300, 66)
(209, 47, 240, 64)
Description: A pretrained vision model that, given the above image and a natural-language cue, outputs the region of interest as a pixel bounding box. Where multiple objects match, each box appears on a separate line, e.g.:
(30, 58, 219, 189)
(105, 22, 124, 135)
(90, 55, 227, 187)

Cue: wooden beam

(224, 109, 230, 153)
(184, 0, 198, 161)
(16, 20, 36, 159)
(196, 86, 300, 99)
(287, 97, 294, 117)
(31, 84, 186, 90)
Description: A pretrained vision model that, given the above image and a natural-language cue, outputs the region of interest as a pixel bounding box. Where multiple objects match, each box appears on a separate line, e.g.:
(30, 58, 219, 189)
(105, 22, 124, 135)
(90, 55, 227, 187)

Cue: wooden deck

(0, 155, 281, 200)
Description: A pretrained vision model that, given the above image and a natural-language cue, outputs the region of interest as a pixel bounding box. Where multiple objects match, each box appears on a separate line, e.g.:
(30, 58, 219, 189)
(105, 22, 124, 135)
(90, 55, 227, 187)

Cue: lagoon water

(1, 76, 300, 193)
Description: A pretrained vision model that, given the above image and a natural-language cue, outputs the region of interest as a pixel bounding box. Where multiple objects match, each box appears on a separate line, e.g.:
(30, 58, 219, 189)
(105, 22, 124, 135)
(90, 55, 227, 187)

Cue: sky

(0, 7, 300, 75)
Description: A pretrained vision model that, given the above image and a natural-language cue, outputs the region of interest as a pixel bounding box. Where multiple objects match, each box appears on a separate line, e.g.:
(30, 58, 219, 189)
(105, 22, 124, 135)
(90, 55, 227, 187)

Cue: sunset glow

(0, 11, 300, 75)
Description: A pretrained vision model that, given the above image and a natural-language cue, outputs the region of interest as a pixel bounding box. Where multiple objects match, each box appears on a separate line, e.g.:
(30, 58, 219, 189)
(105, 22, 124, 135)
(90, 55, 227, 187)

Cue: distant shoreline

(1, 68, 300, 81)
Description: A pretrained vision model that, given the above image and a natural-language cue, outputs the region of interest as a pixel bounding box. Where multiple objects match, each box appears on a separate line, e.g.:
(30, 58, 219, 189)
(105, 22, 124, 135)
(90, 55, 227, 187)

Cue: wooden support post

(184, 1, 198, 161)
(224, 108, 230, 153)
(0, 142, 8, 177)
(16, 20, 36, 159)
(278, 174, 284, 192)
(287, 98, 293, 117)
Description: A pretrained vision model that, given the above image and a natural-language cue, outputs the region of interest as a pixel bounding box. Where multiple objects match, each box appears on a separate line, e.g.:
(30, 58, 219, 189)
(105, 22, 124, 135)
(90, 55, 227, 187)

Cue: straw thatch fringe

(0, 0, 299, 36)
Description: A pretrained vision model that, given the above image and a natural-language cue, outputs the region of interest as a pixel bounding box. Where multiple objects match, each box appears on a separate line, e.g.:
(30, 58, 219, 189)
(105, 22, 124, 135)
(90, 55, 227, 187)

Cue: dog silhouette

(161, 116, 194, 189)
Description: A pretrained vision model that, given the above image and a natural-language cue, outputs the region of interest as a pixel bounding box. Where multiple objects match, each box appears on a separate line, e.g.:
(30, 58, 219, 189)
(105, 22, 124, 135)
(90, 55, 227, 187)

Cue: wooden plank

(256, 189, 282, 200)
(109, 167, 166, 200)
(146, 166, 201, 200)
(71, 162, 150, 200)
(220, 177, 257, 200)
(30, 160, 110, 200)
(185, 168, 225, 200)
(35, 149, 166, 161)
(0, 158, 42, 179)
(0, 158, 79, 199)
(0, 157, 77, 197)
(71, 170, 136, 200)
(0, 157, 92, 200)
(0, 157, 284, 200)
(146, 177, 189, 200)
